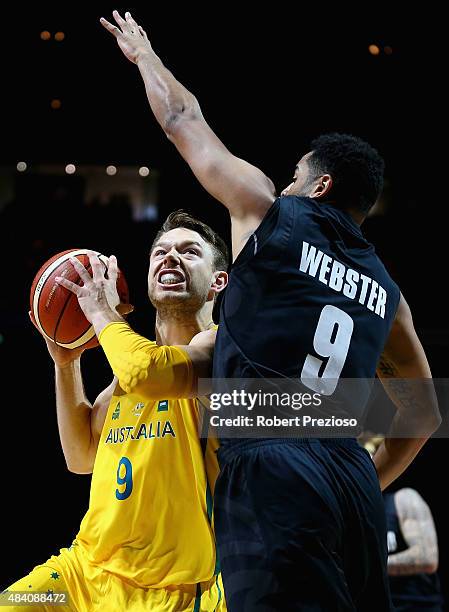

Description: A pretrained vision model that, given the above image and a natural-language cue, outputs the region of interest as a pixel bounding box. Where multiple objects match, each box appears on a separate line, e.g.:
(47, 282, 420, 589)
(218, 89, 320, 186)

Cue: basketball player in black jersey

(385, 488, 444, 612)
(102, 11, 441, 611)
(364, 437, 444, 612)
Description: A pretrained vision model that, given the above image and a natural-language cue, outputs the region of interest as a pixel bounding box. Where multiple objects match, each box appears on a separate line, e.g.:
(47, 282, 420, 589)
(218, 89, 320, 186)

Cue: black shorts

(214, 438, 393, 611)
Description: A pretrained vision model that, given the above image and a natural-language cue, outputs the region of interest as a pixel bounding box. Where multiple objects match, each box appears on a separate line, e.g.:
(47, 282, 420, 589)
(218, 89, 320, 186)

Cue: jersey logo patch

(112, 402, 121, 420)
(157, 400, 169, 412)
(132, 402, 145, 416)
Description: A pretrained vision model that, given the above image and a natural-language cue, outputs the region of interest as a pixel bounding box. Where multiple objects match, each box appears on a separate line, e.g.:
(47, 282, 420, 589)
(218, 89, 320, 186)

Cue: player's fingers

(69, 256, 93, 285)
(113, 10, 131, 33)
(99, 17, 121, 38)
(108, 255, 118, 283)
(55, 276, 83, 295)
(125, 11, 140, 35)
(86, 250, 105, 284)
(139, 26, 149, 41)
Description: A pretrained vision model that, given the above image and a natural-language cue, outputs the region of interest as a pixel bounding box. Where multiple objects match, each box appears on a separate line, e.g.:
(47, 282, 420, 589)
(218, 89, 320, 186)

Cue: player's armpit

(99, 322, 197, 398)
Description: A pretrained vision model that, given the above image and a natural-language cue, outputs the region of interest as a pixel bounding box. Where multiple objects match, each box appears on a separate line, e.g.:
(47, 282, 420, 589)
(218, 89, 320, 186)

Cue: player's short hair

(308, 133, 385, 214)
(152, 210, 229, 271)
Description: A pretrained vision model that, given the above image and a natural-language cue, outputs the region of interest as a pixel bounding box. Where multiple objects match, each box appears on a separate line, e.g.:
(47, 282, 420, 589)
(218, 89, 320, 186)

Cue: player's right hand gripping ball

(30, 249, 129, 349)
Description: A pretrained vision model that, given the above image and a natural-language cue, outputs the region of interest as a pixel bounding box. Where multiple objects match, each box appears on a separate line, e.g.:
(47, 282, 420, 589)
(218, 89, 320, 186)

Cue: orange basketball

(30, 249, 129, 349)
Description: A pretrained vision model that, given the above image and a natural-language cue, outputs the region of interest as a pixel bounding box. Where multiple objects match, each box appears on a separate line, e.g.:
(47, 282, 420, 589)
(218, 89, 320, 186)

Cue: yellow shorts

(3, 541, 225, 611)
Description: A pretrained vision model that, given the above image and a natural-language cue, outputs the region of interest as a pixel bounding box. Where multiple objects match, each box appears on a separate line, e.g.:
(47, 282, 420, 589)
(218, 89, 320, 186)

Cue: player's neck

(155, 307, 214, 345)
(348, 209, 365, 225)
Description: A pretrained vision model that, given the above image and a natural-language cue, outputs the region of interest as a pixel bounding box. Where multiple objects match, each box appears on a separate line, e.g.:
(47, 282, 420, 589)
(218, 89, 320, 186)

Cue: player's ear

(311, 174, 333, 199)
(208, 271, 228, 300)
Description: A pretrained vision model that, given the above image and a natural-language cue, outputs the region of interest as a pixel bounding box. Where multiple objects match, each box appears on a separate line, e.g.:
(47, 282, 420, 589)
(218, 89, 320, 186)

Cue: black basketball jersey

(213, 195, 400, 394)
(384, 492, 443, 608)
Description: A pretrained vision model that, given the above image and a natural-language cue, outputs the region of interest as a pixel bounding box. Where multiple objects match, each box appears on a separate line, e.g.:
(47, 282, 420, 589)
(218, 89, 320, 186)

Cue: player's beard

(292, 174, 317, 198)
(148, 281, 210, 318)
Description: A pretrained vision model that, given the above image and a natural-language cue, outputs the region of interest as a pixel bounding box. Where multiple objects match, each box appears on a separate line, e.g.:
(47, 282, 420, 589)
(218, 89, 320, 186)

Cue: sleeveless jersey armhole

(232, 198, 281, 269)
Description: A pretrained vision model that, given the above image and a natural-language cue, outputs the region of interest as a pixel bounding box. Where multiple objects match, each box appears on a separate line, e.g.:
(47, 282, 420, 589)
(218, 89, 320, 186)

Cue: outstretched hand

(55, 250, 133, 325)
(100, 10, 152, 64)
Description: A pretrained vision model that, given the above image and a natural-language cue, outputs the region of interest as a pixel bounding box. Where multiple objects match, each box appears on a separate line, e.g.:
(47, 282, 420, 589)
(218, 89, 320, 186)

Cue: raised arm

(100, 11, 276, 258)
(388, 488, 439, 575)
(373, 294, 441, 489)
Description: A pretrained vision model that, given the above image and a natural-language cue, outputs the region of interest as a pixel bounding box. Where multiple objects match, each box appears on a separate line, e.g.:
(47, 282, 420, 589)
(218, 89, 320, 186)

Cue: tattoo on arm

(388, 488, 439, 576)
(377, 354, 400, 378)
(377, 354, 425, 416)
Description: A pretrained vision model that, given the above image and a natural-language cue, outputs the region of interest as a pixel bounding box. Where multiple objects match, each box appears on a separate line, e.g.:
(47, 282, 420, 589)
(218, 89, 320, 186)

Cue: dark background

(0, 4, 446, 603)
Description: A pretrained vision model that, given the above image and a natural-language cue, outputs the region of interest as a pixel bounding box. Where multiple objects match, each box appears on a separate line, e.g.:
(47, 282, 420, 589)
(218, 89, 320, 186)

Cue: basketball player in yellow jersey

(4, 211, 228, 612)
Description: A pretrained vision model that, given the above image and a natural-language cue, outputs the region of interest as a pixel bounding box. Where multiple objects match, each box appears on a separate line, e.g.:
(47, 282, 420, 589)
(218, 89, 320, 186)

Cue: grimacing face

(148, 227, 219, 309)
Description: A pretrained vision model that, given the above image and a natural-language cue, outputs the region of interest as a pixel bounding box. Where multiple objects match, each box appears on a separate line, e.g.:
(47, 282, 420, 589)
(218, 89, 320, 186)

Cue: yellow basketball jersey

(76, 323, 221, 590)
